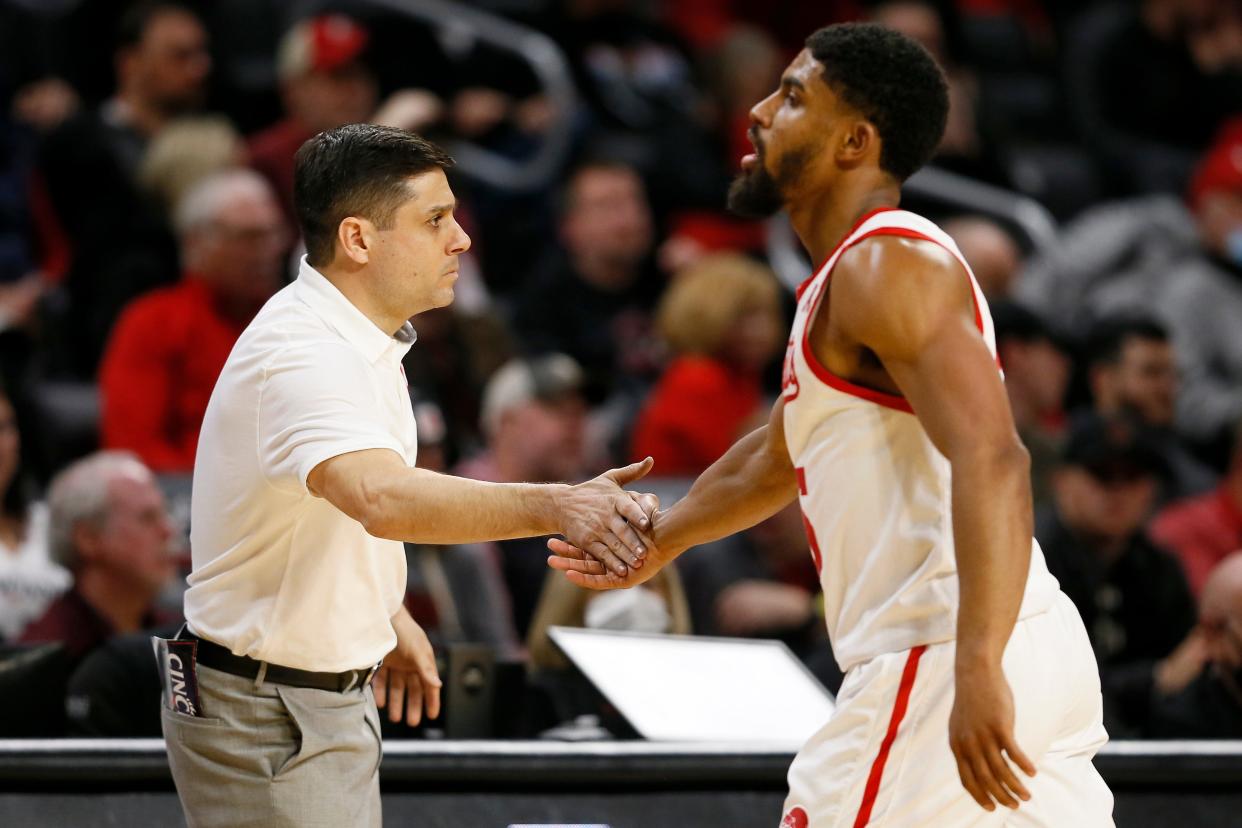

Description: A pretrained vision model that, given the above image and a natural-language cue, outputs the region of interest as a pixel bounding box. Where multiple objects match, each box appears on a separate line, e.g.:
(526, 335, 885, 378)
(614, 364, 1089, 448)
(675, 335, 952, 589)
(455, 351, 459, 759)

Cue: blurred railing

(335, 0, 578, 192)
(1, 738, 1240, 828)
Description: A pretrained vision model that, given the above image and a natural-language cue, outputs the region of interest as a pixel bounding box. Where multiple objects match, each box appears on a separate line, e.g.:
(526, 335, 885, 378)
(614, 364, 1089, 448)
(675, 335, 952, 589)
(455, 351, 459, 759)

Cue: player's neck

(788, 177, 900, 266)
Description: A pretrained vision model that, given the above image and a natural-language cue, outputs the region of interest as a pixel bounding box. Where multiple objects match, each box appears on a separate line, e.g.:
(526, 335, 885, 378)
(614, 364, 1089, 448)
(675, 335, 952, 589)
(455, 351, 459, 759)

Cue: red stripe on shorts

(852, 644, 927, 828)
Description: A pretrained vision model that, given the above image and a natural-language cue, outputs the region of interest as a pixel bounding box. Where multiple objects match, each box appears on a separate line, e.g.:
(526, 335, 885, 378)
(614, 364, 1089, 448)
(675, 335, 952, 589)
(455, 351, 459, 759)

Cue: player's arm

(307, 449, 656, 576)
(548, 397, 798, 589)
(832, 237, 1037, 811)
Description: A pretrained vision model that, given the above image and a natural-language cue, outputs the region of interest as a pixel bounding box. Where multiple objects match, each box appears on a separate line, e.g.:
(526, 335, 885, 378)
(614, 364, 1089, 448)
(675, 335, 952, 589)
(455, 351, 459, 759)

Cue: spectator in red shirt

(99, 168, 285, 472)
(630, 253, 783, 477)
(1152, 423, 1242, 600)
(19, 452, 177, 660)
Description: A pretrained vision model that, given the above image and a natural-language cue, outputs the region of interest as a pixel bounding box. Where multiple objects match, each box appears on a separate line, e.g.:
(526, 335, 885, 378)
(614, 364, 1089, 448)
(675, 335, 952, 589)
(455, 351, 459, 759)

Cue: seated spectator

(942, 215, 1023, 301)
(36, 1, 211, 377)
(19, 452, 177, 660)
(993, 302, 1070, 511)
(1037, 414, 1202, 734)
(456, 355, 594, 639)
(630, 253, 782, 476)
(1084, 315, 1217, 505)
(403, 400, 521, 661)
(1147, 552, 1242, 739)
(1152, 422, 1242, 600)
(0, 387, 68, 641)
(1018, 120, 1242, 446)
(509, 160, 663, 396)
(249, 14, 442, 224)
(99, 169, 285, 472)
(64, 625, 179, 738)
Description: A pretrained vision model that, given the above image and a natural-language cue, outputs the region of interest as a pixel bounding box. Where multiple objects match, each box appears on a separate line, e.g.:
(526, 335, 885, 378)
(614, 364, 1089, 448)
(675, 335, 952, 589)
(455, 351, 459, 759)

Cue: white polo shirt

(185, 258, 418, 673)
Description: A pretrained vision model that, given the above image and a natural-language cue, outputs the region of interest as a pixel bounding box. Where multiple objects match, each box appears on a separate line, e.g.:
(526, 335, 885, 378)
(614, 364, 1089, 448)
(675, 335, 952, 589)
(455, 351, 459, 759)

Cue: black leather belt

(181, 630, 380, 693)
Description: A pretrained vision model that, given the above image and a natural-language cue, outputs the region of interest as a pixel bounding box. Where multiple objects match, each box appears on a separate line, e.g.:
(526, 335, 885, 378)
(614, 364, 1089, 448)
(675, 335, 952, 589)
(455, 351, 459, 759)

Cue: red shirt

(247, 118, 313, 224)
(18, 588, 168, 659)
(630, 356, 763, 477)
(99, 277, 250, 472)
(1150, 485, 1242, 600)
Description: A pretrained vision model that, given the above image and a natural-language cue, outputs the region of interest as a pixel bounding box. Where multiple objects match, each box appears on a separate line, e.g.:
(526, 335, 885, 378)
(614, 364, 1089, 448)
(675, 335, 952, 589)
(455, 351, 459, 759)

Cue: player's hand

(373, 608, 442, 726)
(949, 663, 1035, 812)
(556, 457, 658, 577)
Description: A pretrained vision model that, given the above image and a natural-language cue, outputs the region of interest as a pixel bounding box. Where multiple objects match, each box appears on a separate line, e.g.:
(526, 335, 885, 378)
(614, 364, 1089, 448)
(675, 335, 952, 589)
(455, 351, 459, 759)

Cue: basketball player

(548, 23, 1114, 827)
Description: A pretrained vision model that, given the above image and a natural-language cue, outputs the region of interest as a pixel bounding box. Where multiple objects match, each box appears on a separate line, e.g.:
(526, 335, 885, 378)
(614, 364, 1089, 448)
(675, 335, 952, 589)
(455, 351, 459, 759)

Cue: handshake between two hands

(545, 455, 671, 592)
(376, 456, 669, 727)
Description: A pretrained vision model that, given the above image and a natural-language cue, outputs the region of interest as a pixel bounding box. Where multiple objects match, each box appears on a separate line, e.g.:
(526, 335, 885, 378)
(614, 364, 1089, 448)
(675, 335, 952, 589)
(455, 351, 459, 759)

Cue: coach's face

(371, 169, 471, 318)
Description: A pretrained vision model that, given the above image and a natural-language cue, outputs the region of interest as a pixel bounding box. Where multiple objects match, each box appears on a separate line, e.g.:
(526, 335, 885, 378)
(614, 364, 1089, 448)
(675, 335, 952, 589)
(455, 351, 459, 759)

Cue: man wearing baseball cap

(249, 14, 442, 222)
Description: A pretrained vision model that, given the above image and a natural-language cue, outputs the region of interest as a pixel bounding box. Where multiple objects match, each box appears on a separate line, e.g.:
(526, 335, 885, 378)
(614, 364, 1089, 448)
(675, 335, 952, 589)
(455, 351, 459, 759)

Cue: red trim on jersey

(852, 645, 927, 828)
(810, 206, 901, 276)
(800, 333, 915, 414)
(799, 223, 990, 415)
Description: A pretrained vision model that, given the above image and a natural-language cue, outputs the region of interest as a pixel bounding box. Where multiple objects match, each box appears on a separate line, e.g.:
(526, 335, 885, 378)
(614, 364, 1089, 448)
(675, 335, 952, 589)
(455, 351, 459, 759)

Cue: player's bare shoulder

(829, 235, 975, 355)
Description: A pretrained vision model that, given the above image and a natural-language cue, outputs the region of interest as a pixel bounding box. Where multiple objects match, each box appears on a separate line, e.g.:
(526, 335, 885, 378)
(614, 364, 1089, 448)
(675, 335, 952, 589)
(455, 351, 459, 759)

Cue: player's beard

(726, 147, 806, 219)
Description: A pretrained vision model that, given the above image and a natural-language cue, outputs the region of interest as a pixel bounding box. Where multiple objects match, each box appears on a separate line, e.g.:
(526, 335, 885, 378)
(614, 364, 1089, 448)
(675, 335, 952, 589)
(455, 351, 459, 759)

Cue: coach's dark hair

(294, 124, 454, 266)
(1084, 316, 1170, 369)
(805, 23, 948, 181)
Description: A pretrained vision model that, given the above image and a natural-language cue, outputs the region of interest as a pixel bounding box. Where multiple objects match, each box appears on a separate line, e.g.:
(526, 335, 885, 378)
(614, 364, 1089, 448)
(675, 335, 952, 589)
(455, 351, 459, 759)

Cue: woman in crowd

(630, 253, 783, 477)
(0, 387, 68, 642)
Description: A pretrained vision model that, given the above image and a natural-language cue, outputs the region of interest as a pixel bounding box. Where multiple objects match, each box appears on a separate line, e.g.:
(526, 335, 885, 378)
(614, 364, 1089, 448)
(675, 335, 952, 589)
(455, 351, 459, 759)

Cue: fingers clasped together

(552, 456, 662, 584)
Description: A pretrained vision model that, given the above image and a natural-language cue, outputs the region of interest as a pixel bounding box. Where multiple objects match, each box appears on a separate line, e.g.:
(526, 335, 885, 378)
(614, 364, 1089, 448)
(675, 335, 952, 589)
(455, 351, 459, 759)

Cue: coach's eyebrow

(781, 75, 806, 92)
(426, 200, 457, 216)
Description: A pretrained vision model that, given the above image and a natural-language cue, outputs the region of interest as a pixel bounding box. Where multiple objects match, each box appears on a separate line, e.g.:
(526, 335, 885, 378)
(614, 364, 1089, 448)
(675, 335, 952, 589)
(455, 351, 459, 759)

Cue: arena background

(1, 0, 1241, 825)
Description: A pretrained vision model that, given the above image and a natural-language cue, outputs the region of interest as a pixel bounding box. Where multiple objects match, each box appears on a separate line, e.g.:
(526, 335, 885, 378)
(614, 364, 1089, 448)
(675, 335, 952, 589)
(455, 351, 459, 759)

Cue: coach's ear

(337, 216, 375, 265)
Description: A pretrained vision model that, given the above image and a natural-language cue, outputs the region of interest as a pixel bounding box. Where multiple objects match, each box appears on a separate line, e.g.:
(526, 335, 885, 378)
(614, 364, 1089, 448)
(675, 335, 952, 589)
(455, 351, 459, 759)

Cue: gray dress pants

(161, 664, 383, 827)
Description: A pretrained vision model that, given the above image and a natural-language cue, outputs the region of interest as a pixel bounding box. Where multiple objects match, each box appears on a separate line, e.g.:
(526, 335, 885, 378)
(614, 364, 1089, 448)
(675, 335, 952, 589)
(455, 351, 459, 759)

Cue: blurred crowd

(0, 0, 1241, 742)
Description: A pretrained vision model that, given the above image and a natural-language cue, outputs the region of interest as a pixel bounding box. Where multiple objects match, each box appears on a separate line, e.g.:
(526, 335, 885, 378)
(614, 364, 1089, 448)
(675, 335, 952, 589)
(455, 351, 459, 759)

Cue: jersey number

(795, 467, 823, 576)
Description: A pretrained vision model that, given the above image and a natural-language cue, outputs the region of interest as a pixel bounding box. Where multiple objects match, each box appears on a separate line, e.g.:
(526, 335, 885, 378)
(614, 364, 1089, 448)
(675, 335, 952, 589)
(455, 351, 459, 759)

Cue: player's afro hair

(805, 23, 949, 182)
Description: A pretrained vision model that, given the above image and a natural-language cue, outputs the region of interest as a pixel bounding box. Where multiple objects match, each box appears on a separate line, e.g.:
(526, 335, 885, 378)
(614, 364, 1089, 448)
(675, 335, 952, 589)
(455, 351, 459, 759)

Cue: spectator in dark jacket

(509, 160, 663, 396)
(1147, 553, 1242, 739)
(1083, 315, 1217, 505)
(1037, 413, 1204, 734)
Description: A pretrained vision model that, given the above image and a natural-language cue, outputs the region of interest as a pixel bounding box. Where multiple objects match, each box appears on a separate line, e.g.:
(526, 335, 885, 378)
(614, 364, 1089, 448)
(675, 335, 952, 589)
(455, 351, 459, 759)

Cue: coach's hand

(374, 607, 442, 726)
(557, 457, 659, 577)
(949, 663, 1035, 812)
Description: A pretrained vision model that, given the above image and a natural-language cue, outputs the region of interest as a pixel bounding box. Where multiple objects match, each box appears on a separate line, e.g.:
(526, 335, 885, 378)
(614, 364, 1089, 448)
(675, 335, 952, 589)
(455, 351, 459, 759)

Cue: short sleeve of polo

(256, 341, 405, 491)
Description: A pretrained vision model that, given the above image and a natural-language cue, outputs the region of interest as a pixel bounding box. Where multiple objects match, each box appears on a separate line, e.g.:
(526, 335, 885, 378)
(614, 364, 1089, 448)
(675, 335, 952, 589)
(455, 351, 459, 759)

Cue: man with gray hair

(99, 167, 287, 472)
(19, 451, 177, 659)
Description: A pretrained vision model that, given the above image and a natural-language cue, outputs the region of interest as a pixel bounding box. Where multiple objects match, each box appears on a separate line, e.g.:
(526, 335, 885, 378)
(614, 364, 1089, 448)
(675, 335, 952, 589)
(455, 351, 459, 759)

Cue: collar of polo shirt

(294, 257, 417, 363)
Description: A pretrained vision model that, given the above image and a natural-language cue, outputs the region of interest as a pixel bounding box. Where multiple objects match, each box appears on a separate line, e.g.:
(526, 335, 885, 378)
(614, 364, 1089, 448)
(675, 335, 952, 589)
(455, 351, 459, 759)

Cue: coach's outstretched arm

(547, 395, 799, 589)
(832, 237, 1038, 813)
(308, 449, 656, 577)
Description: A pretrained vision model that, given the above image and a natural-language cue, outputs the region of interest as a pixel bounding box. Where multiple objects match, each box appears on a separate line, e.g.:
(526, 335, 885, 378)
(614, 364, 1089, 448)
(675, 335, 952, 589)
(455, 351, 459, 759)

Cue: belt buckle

(343, 662, 381, 693)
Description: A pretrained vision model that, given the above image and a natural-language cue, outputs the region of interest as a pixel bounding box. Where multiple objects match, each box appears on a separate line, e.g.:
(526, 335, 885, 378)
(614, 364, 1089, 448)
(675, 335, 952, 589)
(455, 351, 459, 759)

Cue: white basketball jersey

(782, 207, 1059, 671)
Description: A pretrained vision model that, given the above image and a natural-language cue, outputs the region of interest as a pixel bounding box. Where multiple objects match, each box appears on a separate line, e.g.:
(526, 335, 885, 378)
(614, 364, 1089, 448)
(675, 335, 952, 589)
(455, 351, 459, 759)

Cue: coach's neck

(317, 258, 418, 337)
